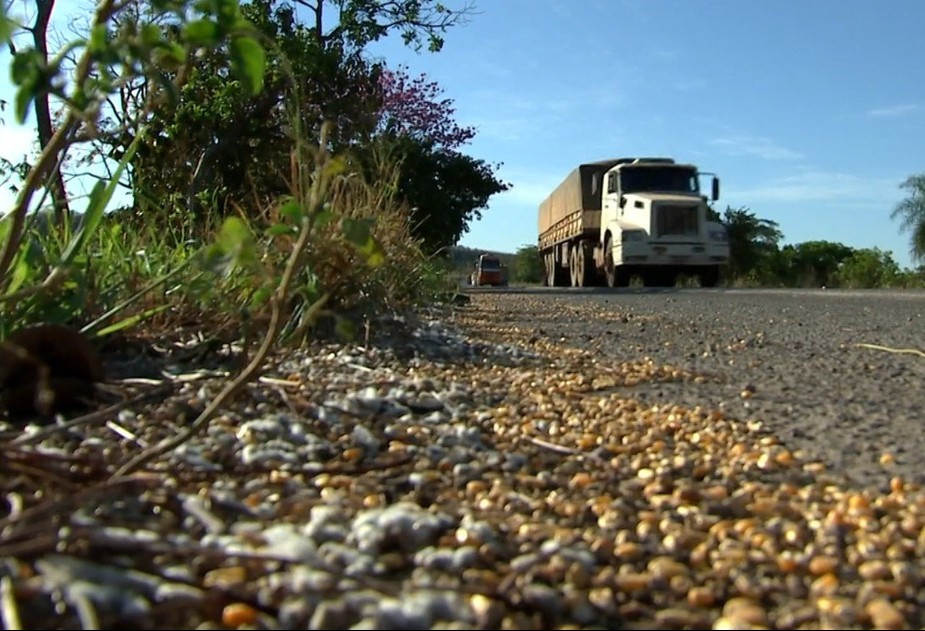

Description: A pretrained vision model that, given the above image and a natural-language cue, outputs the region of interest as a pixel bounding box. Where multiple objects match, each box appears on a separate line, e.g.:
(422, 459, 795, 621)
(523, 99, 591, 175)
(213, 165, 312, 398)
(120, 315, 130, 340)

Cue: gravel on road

(460, 288, 925, 491)
(0, 290, 924, 630)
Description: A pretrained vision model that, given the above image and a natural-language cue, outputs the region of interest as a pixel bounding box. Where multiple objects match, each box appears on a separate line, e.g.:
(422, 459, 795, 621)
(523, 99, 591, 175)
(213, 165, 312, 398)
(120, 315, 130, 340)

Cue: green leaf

(219, 216, 250, 249)
(5, 249, 32, 296)
(152, 42, 187, 71)
(183, 19, 219, 45)
(10, 50, 38, 85)
(229, 35, 265, 95)
(279, 199, 304, 223)
(61, 140, 138, 265)
(87, 24, 107, 53)
(93, 304, 170, 337)
(341, 216, 373, 246)
(266, 224, 296, 237)
(217, 216, 256, 267)
(341, 217, 385, 268)
(14, 79, 35, 123)
(324, 156, 347, 178)
(314, 208, 334, 229)
(334, 315, 357, 341)
(11, 51, 41, 123)
(363, 243, 385, 268)
(0, 6, 12, 44)
(201, 242, 228, 272)
(249, 285, 272, 308)
(140, 23, 163, 47)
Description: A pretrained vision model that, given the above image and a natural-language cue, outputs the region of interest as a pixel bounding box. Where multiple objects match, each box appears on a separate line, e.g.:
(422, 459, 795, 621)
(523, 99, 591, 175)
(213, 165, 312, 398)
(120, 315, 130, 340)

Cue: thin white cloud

(464, 87, 625, 142)
(468, 115, 541, 142)
(867, 104, 919, 118)
(674, 79, 706, 91)
(710, 135, 803, 161)
(652, 49, 677, 62)
(726, 170, 901, 206)
(496, 172, 566, 206)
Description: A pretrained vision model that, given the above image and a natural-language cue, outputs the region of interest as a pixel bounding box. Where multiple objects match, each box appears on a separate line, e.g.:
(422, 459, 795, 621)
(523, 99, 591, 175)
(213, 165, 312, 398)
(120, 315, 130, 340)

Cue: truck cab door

(601, 170, 622, 229)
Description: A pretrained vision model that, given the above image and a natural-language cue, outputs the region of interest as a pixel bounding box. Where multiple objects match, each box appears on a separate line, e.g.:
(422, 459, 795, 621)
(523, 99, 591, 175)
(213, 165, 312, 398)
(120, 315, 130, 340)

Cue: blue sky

(2, 1, 924, 268)
(366, 0, 925, 268)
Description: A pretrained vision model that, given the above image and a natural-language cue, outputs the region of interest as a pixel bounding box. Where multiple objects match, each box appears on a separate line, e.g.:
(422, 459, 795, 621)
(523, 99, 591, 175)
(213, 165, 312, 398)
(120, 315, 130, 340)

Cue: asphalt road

(469, 287, 925, 491)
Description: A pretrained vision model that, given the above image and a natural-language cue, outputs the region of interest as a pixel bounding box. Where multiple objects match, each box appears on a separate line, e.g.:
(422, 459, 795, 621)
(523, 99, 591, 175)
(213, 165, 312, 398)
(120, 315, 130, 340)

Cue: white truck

(538, 157, 729, 287)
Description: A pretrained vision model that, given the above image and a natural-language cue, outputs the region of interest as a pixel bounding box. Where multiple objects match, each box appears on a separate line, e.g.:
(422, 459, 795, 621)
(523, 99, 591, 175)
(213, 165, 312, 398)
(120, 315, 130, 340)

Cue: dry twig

(856, 342, 925, 358)
(111, 130, 335, 478)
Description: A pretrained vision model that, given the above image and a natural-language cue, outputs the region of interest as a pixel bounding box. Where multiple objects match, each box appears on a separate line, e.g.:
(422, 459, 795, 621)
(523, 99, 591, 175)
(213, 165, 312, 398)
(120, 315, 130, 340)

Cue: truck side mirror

(711, 177, 720, 202)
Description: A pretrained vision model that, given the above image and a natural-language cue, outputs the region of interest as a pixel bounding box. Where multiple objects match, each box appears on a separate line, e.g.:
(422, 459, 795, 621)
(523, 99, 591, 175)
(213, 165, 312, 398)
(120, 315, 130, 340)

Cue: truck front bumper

(617, 242, 728, 266)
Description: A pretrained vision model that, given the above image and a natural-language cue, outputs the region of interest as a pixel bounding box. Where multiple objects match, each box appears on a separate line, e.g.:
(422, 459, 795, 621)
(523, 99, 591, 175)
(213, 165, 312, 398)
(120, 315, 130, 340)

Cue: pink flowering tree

(376, 65, 475, 151)
(371, 65, 508, 252)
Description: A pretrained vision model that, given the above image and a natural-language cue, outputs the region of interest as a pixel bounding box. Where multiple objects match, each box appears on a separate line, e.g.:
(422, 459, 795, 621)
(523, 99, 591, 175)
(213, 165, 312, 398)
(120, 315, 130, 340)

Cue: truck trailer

(538, 157, 729, 287)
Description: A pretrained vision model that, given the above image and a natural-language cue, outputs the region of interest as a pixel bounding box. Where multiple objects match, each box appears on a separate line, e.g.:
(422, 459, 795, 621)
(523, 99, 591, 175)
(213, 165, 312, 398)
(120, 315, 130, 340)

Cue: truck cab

(598, 158, 729, 287)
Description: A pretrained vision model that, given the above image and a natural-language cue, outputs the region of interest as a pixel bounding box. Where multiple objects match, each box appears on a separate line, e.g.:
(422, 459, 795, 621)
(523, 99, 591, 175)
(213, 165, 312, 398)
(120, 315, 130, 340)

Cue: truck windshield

(620, 167, 699, 195)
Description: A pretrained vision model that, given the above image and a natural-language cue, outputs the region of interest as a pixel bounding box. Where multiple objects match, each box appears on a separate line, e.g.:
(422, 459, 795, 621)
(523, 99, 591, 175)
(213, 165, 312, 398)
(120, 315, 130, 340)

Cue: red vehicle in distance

(469, 253, 508, 287)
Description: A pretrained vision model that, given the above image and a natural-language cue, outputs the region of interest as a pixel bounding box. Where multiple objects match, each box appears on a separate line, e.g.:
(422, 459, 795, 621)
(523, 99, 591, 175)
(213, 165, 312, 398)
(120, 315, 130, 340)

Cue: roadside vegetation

(0, 0, 508, 345)
(503, 204, 925, 288)
(3, 0, 924, 343)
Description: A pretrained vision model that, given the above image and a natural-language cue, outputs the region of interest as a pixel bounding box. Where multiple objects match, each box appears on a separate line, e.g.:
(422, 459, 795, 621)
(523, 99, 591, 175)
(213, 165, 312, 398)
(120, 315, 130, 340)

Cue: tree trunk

(33, 0, 71, 225)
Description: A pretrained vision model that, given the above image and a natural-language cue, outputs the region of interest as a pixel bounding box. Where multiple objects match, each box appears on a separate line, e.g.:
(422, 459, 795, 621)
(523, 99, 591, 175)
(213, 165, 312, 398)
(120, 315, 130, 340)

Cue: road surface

(467, 287, 925, 490)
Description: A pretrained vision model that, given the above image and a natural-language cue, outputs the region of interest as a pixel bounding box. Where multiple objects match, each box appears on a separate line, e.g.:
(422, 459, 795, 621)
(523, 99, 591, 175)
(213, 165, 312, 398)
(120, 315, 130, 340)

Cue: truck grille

(654, 205, 699, 238)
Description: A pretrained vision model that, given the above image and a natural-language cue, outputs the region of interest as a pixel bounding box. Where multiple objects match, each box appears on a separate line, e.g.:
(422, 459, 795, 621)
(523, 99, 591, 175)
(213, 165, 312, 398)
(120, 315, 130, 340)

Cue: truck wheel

(570, 248, 586, 287)
(574, 247, 593, 287)
(581, 246, 602, 286)
(547, 253, 567, 287)
(604, 237, 617, 287)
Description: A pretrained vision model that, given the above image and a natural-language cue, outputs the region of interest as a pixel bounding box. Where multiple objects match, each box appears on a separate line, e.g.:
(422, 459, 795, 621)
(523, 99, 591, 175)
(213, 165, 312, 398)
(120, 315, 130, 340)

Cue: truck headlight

(621, 230, 646, 243)
(709, 228, 728, 242)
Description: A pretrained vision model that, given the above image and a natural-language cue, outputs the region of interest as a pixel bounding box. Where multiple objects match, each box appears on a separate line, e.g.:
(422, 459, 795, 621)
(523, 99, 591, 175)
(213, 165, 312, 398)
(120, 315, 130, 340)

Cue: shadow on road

(463, 286, 704, 296)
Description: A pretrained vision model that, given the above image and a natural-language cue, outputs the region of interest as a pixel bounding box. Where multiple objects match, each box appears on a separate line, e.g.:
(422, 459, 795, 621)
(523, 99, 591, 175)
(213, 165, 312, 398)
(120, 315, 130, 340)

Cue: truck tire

(604, 238, 631, 288)
(570, 248, 582, 287)
(546, 253, 567, 287)
(572, 245, 596, 287)
(545, 254, 556, 287)
(582, 246, 603, 286)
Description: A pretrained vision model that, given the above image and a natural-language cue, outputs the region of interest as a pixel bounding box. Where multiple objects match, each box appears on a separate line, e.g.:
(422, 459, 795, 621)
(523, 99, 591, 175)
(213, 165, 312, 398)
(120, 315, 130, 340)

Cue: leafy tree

(375, 65, 474, 149)
(782, 240, 854, 287)
(512, 244, 542, 283)
(385, 133, 508, 253)
(891, 174, 925, 264)
(835, 247, 901, 288)
(291, 0, 475, 52)
(371, 65, 508, 253)
(98, 0, 499, 246)
(719, 206, 783, 282)
(112, 0, 381, 233)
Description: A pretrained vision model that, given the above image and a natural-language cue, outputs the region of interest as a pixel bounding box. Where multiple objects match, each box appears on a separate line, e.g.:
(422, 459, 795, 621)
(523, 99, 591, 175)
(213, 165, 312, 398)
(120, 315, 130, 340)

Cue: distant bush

(512, 244, 543, 284)
(835, 248, 901, 288)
